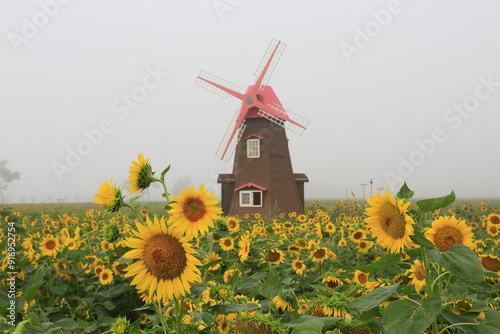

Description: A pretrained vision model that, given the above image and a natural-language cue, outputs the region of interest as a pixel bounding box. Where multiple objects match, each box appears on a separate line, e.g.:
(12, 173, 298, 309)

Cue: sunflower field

(1, 155, 500, 334)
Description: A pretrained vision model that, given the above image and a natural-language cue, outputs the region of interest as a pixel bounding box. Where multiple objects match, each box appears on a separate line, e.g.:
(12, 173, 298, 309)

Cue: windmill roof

(234, 183, 267, 192)
(217, 174, 235, 183)
(294, 173, 309, 182)
(243, 134, 264, 140)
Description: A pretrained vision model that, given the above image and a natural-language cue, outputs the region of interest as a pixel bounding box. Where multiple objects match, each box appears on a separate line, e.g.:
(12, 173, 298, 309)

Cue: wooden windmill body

(196, 40, 309, 217)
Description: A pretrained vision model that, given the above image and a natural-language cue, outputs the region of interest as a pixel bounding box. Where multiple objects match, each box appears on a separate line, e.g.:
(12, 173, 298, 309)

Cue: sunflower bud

(102, 222, 121, 243)
(111, 316, 130, 334)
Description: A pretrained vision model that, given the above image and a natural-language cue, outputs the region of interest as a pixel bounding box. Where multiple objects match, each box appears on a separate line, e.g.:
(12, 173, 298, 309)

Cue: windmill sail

(216, 110, 247, 161)
(196, 70, 241, 99)
(254, 39, 286, 91)
(258, 103, 309, 136)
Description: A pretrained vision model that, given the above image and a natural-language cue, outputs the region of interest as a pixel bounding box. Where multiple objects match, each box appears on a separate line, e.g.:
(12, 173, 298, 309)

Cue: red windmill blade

(196, 39, 309, 161)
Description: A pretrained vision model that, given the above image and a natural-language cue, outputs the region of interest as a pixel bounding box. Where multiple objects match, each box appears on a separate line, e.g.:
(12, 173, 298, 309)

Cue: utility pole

(360, 183, 367, 205)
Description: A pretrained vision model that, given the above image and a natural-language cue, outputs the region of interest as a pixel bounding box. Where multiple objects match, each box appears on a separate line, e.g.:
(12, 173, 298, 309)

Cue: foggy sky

(1, 0, 500, 204)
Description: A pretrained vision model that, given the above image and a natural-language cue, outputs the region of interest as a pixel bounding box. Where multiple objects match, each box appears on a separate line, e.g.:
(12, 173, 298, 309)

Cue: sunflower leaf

(416, 190, 456, 213)
(383, 297, 442, 334)
(440, 310, 479, 333)
(410, 224, 435, 249)
(396, 182, 414, 201)
(352, 282, 401, 312)
(355, 254, 401, 273)
(427, 245, 484, 283)
(160, 165, 171, 181)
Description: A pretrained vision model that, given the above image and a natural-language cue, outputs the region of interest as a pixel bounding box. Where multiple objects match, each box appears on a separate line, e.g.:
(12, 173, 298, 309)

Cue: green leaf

(478, 309, 500, 334)
(383, 297, 442, 334)
(48, 282, 68, 295)
(53, 318, 79, 332)
(161, 165, 171, 180)
(237, 277, 260, 295)
(443, 282, 468, 303)
(25, 282, 42, 302)
(259, 266, 281, 299)
(103, 301, 116, 310)
(129, 196, 141, 203)
(355, 254, 401, 273)
(396, 182, 414, 200)
(409, 224, 435, 249)
(440, 310, 479, 333)
(291, 321, 325, 334)
(416, 190, 455, 213)
(211, 303, 259, 312)
(352, 282, 401, 312)
(426, 245, 484, 283)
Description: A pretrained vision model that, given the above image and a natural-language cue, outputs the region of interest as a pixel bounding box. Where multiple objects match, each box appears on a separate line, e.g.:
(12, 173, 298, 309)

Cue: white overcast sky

(1, 0, 500, 203)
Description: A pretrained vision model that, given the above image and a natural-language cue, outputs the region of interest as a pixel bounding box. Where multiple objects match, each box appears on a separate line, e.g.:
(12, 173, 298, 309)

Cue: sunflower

(350, 230, 366, 243)
(219, 237, 234, 251)
(357, 240, 374, 253)
(487, 214, 500, 226)
(238, 235, 251, 262)
(309, 247, 328, 263)
(169, 185, 222, 239)
(127, 153, 155, 194)
(298, 214, 307, 223)
(223, 268, 242, 283)
(100, 268, 114, 285)
(40, 235, 60, 257)
(292, 259, 305, 275)
(365, 189, 415, 254)
(425, 215, 474, 252)
(268, 249, 285, 265)
(353, 270, 369, 286)
(408, 259, 426, 293)
(227, 216, 240, 233)
(272, 295, 294, 312)
(479, 254, 500, 275)
(94, 179, 123, 213)
(322, 275, 343, 289)
(123, 215, 201, 303)
(487, 225, 499, 237)
(205, 252, 222, 271)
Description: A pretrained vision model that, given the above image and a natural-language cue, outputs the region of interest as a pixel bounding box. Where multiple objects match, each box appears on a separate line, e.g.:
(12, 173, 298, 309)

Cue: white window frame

(247, 138, 260, 158)
(239, 190, 263, 207)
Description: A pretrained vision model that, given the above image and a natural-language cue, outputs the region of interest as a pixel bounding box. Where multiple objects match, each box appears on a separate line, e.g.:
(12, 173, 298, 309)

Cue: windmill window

(247, 139, 260, 158)
(239, 190, 262, 207)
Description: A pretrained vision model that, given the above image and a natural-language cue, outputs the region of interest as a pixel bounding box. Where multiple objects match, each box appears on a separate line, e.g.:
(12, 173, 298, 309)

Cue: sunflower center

(490, 216, 500, 225)
(295, 262, 303, 269)
(182, 198, 206, 221)
(229, 221, 237, 228)
(223, 239, 232, 247)
(144, 234, 187, 280)
(353, 232, 363, 240)
(481, 256, 500, 272)
(357, 273, 368, 284)
(359, 241, 367, 249)
(434, 226, 463, 252)
(268, 250, 280, 262)
(378, 202, 408, 239)
(415, 267, 425, 281)
(314, 248, 326, 259)
(46, 240, 56, 250)
(102, 272, 109, 280)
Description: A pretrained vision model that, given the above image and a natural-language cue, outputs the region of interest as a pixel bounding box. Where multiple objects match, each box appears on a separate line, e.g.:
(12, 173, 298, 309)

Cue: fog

(1, 0, 500, 204)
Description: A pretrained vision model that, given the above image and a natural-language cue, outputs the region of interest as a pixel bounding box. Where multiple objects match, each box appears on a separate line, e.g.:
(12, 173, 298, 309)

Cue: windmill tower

(196, 39, 309, 217)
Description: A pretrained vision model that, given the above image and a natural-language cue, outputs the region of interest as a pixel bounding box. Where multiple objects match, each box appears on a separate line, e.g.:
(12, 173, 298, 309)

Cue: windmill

(196, 39, 309, 217)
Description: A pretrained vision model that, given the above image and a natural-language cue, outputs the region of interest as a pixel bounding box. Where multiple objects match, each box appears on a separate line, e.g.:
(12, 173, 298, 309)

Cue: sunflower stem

(154, 178, 170, 205)
(123, 202, 144, 224)
(419, 214, 439, 334)
(153, 299, 168, 334)
(192, 232, 215, 326)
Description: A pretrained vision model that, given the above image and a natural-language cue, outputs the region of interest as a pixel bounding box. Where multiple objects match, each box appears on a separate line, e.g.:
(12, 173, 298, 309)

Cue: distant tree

(0, 160, 20, 204)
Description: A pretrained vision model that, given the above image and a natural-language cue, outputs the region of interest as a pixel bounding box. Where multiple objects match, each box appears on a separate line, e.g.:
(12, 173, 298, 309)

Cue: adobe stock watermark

(51, 64, 169, 182)
(384, 74, 500, 190)
(339, 0, 411, 64)
(212, 0, 243, 21)
(7, 0, 71, 54)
